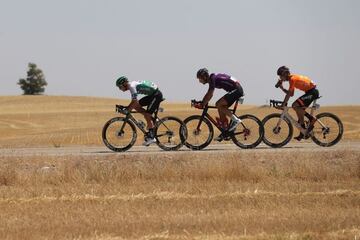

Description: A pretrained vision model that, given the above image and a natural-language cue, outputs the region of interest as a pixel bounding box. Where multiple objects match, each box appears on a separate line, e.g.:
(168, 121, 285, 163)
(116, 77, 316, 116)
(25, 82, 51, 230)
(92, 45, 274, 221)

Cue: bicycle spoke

(231, 115, 263, 149)
(102, 118, 137, 152)
(155, 117, 184, 151)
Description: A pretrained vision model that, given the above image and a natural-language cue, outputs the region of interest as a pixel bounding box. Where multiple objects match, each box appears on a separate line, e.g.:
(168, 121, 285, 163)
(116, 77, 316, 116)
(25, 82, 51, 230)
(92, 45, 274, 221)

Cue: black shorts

(223, 86, 244, 106)
(139, 90, 163, 114)
(296, 87, 319, 107)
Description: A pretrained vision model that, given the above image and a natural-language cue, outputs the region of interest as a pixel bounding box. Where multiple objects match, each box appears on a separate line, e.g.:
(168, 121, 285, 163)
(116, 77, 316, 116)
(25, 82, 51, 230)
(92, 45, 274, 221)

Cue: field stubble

(0, 96, 359, 148)
(1, 96, 360, 239)
(0, 149, 360, 239)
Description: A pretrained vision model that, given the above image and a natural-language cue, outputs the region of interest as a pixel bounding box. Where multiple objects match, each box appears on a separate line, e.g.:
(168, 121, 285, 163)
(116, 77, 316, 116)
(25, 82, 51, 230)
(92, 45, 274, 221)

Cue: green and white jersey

(129, 80, 158, 100)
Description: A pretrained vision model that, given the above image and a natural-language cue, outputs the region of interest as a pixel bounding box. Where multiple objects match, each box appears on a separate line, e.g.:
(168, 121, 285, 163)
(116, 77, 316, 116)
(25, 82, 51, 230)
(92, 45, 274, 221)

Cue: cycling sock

(148, 128, 155, 138)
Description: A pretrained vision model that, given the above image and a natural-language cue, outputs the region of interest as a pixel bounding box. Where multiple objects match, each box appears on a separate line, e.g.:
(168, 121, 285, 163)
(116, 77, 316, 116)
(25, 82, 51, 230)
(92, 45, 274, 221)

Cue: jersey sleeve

(129, 84, 138, 100)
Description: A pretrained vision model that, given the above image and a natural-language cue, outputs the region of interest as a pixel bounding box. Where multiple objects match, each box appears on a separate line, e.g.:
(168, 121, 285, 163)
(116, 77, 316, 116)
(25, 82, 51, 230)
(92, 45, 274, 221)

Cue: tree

(18, 63, 47, 95)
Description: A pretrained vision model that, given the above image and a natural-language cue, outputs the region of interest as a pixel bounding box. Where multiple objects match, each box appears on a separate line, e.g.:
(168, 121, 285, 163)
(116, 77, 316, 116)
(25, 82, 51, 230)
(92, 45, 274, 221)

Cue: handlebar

(116, 105, 129, 114)
(116, 105, 164, 114)
(191, 99, 207, 109)
(269, 100, 287, 107)
(191, 99, 201, 107)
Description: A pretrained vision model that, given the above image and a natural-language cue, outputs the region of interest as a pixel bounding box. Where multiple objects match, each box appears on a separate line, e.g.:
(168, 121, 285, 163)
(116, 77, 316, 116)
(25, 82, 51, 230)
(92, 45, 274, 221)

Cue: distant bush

(18, 63, 47, 95)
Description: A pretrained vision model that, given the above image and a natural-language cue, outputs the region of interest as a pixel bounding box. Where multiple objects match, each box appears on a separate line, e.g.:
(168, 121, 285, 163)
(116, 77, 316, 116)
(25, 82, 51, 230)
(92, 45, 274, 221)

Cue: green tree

(18, 63, 47, 95)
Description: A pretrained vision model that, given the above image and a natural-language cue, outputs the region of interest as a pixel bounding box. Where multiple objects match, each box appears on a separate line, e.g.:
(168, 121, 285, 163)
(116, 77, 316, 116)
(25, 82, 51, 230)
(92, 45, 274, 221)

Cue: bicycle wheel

(183, 115, 213, 150)
(102, 117, 137, 152)
(231, 114, 264, 149)
(262, 113, 293, 148)
(155, 116, 185, 151)
(311, 112, 343, 147)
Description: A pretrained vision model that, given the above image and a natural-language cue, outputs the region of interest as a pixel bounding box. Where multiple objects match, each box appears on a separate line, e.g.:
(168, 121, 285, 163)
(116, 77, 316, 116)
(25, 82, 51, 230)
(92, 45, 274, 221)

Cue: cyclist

(196, 68, 244, 141)
(276, 66, 319, 140)
(116, 76, 163, 146)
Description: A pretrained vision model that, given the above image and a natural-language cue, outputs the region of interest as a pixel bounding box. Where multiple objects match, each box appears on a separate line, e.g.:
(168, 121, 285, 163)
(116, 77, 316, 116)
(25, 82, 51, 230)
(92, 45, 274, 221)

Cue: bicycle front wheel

(262, 113, 293, 148)
(311, 112, 343, 147)
(183, 115, 213, 150)
(231, 114, 264, 149)
(102, 117, 137, 152)
(155, 116, 185, 151)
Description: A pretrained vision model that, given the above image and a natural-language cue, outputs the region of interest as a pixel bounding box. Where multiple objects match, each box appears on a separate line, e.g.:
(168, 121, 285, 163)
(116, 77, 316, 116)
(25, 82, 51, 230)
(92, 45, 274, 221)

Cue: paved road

(1, 141, 359, 157)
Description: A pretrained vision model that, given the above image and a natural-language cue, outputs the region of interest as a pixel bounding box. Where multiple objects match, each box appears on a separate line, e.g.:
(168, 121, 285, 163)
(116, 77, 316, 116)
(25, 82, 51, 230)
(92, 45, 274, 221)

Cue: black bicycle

(102, 104, 186, 152)
(182, 98, 264, 150)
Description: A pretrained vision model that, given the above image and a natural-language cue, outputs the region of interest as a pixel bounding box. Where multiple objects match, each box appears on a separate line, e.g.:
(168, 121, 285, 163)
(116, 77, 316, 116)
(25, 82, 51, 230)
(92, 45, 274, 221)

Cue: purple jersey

(208, 73, 240, 92)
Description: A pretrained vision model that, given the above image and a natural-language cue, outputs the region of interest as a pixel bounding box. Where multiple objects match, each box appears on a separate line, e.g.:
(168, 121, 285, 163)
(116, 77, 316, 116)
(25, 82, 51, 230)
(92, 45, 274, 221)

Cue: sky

(1, 0, 359, 105)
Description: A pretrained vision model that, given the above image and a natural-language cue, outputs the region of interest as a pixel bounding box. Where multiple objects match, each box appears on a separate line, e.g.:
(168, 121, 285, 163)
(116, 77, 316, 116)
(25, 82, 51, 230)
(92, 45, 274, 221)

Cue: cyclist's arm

(128, 99, 146, 113)
(127, 86, 144, 112)
(127, 99, 138, 110)
(202, 88, 214, 106)
(279, 84, 290, 94)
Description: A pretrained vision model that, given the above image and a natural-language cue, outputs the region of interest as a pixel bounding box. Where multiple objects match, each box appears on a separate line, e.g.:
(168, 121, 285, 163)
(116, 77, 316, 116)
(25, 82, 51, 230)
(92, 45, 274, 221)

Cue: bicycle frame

(194, 98, 248, 137)
(117, 106, 174, 139)
(272, 99, 327, 135)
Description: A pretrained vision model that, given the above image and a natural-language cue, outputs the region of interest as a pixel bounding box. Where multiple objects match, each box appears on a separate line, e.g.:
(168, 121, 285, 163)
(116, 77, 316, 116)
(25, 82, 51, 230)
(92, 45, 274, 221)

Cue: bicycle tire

(155, 116, 185, 151)
(311, 112, 343, 147)
(262, 113, 293, 148)
(231, 114, 264, 149)
(102, 117, 137, 152)
(183, 115, 214, 150)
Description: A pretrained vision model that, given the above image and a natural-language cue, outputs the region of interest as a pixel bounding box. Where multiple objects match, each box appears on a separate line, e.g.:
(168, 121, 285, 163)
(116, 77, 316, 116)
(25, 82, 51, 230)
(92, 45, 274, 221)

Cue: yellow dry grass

(1, 96, 360, 239)
(0, 96, 359, 148)
(0, 150, 360, 239)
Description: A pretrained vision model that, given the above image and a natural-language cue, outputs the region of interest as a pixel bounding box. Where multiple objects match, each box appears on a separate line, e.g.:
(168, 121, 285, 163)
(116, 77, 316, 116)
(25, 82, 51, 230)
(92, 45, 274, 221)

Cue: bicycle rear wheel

(102, 117, 137, 152)
(155, 116, 185, 151)
(183, 115, 213, 150)
(231, 114, 264, 149)
(311, 112, 343, 147)
(262, 113, 293, 148)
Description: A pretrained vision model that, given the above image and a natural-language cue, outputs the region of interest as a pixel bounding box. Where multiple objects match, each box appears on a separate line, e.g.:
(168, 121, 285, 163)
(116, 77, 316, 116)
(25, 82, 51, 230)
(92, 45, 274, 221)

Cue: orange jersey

(289, 74, 316, 93)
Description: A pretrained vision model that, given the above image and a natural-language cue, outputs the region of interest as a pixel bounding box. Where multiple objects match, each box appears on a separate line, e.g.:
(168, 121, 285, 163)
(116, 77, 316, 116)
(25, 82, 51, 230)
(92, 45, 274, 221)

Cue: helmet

(116, 76, 128, 87)
(196, 68, 209, 79)
(277, 66, 290, 76)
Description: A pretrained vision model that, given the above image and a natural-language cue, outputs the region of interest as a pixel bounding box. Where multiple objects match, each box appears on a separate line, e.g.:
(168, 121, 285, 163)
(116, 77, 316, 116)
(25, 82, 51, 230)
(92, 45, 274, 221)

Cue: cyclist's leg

(216, 97, 231, 123)
(303, 88, 320, 132)
(292, 100, 305, 126)
(293, 88, 318, 140)
(219, 87, 243, 131)
(297, 88, 319, 121)
(147, 91, 163, 115)
(139, 95, 155, 130)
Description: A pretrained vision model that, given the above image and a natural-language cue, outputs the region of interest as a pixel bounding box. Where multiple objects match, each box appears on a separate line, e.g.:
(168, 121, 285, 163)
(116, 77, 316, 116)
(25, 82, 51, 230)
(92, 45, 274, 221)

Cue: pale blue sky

(1, 0, 359, 105)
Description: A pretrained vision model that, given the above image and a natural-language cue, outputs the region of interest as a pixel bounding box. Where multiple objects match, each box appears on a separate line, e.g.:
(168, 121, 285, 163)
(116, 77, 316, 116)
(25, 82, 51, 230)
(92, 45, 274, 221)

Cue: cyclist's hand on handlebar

(116, 105, 129, 114)
(194, 102, 204, 109)
(191, 100, 204, 109)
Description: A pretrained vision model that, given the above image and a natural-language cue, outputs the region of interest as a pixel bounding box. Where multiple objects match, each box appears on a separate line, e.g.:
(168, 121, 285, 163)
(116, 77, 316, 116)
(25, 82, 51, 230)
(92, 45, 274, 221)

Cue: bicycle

(262, 98, 343, 148)
(182, 98, 264, 150)
(102, 103, 186, 152)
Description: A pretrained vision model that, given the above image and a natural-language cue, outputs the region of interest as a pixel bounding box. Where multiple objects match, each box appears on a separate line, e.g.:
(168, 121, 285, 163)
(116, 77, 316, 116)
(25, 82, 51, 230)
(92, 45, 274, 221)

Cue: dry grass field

(0, 96, 360, 239)
(0, 96, 359, 148)
(0, 150, 359, 239)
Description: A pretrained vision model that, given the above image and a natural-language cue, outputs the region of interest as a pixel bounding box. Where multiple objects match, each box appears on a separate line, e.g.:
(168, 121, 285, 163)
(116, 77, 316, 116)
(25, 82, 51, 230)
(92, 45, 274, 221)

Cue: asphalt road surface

(1, 141, 359, 157)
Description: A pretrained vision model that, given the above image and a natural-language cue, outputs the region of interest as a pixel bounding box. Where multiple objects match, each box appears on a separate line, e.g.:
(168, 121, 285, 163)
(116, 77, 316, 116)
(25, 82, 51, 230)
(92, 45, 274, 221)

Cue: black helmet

(197, 68, 209, 79)
(116, 76, 128, 87)
(277, 66, 290, 76)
